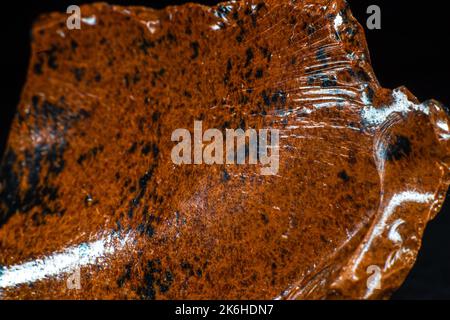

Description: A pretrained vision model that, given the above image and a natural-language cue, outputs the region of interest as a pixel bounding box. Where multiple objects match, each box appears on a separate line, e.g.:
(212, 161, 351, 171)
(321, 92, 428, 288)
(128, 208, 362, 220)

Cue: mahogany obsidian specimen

(1, 0, 449, 299)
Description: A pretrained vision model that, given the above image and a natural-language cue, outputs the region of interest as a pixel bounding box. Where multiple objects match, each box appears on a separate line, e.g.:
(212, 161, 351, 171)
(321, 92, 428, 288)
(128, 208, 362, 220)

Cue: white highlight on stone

(81, 15, 97, 26)
(388, 219, 405, 243)
(144, 20, 160, 34)
(0, 231, 132, 289)
(334, 13, 343, 32)
(361, 89, 430, 126)
(353, 190, 434, 274)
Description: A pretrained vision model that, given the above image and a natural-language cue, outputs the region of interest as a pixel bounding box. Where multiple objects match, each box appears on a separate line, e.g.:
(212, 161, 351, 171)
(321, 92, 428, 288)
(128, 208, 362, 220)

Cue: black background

(0, 0, 449, 299)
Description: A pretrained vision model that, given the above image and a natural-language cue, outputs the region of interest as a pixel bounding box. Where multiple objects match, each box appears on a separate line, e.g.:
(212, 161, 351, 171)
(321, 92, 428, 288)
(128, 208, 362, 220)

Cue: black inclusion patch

(386, 135, 412, 161)
(338, 170, 350, 182)
(116, 263, 132, 288)
(222, 169, 230, 182)
(0, 149, 21, 226)
(137, 259, 174, 299)
(190, 41, 199, 59)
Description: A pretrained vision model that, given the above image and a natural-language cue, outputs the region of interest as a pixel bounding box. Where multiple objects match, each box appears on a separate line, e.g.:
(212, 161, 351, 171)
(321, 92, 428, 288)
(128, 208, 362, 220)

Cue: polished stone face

(0, 0, 449, 299)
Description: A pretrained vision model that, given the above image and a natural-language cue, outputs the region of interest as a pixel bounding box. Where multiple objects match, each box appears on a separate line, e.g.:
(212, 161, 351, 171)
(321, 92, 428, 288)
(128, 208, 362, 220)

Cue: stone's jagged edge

(258, 0, 450, 300)
(323, 3, 450, 295)
(268, 0, 382, 300)
(1, 0, 449, 300)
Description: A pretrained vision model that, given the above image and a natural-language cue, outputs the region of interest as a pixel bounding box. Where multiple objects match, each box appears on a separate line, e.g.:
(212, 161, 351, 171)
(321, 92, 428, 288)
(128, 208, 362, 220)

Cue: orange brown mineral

(0, 0, 449, 299)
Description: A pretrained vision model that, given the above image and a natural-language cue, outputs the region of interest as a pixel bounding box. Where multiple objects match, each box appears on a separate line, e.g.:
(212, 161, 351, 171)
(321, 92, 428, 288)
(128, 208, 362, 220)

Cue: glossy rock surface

(1, 0, 449, 299)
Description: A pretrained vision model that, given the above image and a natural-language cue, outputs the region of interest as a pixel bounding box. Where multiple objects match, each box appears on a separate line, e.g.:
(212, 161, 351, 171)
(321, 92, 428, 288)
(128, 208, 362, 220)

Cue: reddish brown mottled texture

(0, 0, 449, 299)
